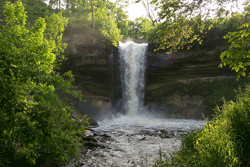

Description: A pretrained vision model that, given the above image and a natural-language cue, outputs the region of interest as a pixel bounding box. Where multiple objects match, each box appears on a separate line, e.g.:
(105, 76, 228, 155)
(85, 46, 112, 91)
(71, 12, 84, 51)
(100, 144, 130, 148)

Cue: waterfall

(118, 41, 148, 116)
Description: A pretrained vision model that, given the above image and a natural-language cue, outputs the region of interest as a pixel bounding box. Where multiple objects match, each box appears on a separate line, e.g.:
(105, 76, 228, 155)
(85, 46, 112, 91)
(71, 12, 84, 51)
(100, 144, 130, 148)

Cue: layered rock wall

(61, 32, 239, 119)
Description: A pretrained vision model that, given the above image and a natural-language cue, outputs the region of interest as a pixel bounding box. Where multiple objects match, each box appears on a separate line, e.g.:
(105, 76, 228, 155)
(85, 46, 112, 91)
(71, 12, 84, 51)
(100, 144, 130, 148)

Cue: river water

(74, 114, 205, 167)
(67, 41, 205, 166)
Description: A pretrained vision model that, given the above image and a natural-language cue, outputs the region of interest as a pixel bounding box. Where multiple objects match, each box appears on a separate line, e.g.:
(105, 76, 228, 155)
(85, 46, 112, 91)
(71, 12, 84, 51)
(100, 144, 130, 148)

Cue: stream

(71, 114, 205, 167)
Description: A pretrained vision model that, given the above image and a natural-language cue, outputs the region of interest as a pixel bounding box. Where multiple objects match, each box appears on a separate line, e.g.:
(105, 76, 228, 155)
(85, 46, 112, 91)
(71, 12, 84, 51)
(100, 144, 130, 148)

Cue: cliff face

(61, 34, 241, 119)
(145, 45, 238, 119)
(60, 28, 113, 119)
(61, 27, 112, 88)
(146, 44, 234, 83)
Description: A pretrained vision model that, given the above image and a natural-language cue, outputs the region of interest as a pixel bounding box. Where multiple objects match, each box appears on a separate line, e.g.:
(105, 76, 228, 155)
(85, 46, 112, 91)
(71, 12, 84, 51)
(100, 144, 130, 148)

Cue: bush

(0, 1, 85, 166)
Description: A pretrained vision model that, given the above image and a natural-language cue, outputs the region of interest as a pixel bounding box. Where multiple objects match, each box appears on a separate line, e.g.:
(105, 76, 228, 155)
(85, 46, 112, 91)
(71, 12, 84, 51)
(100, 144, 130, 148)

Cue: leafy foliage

(219, 22, 250, 80)
(0, 1, 85, 166)
(150, 0, 206, 53)
(63, 0, 125, 45)
(0, 0, 127, 46)
(96, 15, 123, 46)
(0, 0, 54, 26)
(113, 2, 129, 39)
(150, 0, 250, 53)
(128, 17, 153, 39)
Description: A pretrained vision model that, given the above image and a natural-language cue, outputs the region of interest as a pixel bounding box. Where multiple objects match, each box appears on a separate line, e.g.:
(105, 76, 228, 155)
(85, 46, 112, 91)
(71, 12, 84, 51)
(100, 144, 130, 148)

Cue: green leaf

(220, 51, 227, 59)
(241, 71, 246, 76)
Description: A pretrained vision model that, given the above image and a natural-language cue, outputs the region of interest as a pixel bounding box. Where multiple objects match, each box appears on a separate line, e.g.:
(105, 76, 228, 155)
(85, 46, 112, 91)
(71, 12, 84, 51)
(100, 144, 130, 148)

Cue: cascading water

(118, 41, 148, 116)
(68, 41, 206, 167)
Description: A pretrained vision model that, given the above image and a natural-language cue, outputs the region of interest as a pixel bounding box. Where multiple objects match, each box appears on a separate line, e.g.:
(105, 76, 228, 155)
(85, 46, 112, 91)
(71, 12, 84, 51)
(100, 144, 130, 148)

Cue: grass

(154, 84, 250, 167)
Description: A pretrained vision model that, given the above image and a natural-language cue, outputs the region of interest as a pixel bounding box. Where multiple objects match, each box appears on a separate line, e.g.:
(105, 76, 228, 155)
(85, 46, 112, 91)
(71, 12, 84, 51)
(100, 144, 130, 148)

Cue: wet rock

(101, 133, 111, 138)
(138, 137, 146, 141)
(85, 130, 95, 137)
(84, 142, 98, 148)
(67, 118, 205, 167)
(84, 142, 106, 149)
(88, 117, 99, 127)
(82, 136, 98, 142)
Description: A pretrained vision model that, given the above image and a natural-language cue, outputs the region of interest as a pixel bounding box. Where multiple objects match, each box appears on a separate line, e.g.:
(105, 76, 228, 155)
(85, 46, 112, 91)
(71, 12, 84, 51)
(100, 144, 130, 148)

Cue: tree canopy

(0, 1, 86, 166)
(128, 17, 153, 39)
(148, 0, 250, 52)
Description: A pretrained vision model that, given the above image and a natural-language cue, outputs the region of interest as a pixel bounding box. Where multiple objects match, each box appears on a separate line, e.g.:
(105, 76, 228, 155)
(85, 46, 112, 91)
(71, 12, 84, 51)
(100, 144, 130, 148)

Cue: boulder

(88, 117, 99, 127)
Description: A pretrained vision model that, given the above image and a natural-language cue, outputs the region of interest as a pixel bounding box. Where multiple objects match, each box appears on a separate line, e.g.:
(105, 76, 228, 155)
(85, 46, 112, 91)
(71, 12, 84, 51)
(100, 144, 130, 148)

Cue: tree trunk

(91, 0, 95, 30)
(66, 0, 69, 9)
(58, 0, 61, 10)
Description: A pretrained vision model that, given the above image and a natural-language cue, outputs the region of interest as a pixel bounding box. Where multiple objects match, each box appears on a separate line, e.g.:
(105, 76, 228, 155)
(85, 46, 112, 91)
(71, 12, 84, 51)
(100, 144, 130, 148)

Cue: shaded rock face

(109, 47, 123, 112)
(60, 31, 236, 119)
(142, 45, 238, 119)
(60, 28, 114, 120)
(61, 28, 113, 91)
(146, 45, 235, 84)
(166, 93, 206, 119)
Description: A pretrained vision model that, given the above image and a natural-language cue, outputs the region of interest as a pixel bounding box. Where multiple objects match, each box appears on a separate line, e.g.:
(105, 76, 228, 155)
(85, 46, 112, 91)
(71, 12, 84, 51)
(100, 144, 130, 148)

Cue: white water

(118, 41, 148, 116)
(76, 115, 205, 167)
(68, 41, 206, 167)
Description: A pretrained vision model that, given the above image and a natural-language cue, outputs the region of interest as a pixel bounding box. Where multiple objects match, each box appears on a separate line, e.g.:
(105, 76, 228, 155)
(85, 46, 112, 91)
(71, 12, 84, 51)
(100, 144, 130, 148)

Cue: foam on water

(96, 114, 205, 135)
(76, 115, 205, 167)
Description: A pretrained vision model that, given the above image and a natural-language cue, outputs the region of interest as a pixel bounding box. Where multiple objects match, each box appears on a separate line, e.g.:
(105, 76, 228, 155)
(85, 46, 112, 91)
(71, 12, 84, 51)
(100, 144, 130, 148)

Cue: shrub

(0, 1, 85, 166)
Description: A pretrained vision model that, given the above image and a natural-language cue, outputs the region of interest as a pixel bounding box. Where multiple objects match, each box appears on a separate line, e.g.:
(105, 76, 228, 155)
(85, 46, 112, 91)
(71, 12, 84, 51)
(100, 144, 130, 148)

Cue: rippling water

(68, 42, 205, 167)
(74, 114, 205, 167)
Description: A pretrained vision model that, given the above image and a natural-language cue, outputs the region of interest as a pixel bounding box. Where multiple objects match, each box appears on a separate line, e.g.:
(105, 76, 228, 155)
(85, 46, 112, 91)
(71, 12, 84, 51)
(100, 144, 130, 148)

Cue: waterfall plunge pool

(72, 114, 205, 167)
(67, 41, 206, 166)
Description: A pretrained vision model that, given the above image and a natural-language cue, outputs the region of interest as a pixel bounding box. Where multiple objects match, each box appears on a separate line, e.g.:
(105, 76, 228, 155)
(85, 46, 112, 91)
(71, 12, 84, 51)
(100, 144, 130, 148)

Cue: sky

(126, 2, 148, 21)
(43, 0, 148, 21)
(43, 0, 246, 21)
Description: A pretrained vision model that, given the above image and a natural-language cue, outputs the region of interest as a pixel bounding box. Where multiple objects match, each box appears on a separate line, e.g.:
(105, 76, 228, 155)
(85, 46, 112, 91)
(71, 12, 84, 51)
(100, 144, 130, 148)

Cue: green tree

(91, 0, 123, 45)
(152, 0, 249, 53)
(0, 1, 85, 166)
(128, 20, 140, 39)
(128, 17, 153, 39)
(148, 22, 163, 43)
(63, 0, 123, 45)
(139, 17, 153, 38)
(97, 15, 123, 46)
(65, 0, 92, 29)
(114, 4, 129, 39)
(0, 0, 54, 25)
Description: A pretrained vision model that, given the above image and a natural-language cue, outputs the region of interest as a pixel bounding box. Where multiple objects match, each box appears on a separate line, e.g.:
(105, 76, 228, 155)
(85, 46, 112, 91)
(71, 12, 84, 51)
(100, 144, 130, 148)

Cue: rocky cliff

(60, 28, 113, 119)
(145, 45, 240, 119)
(60, 34, 246, 119)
